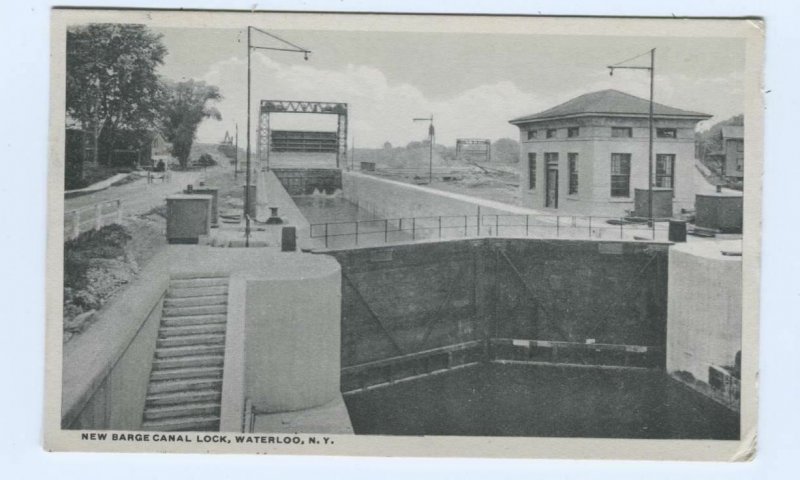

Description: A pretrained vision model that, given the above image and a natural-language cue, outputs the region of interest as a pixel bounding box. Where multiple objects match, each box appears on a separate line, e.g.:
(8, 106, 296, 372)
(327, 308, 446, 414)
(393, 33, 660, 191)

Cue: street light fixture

(607, 48, 656, 236)
(413, 115, 434, 184)
(244, 26, 311, 247)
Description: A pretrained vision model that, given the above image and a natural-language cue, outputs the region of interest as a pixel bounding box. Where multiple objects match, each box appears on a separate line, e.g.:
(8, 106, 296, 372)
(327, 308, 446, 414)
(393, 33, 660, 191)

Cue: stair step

(170, 277, 228, 289)
(143, 402, 221, 421)
(150, 366, 223, 382)
(141, 415, 220, 432)
(153, 354, 224, 370)
(167, 285, 228, 298)
(160, 314, 227, 327)
(146, 389, 222, 407)
(155, 344, 224, 358)
(162, 304, 227, 317)
(157, 333, 225, 348)
(159, 323, 227, 337)
(163, 294, 229, 309)
(148, 377, 222, 394)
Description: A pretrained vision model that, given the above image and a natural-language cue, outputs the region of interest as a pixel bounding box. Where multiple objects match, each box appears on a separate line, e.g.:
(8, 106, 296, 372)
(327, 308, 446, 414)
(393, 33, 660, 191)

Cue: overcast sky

(154, 27, 745, 148)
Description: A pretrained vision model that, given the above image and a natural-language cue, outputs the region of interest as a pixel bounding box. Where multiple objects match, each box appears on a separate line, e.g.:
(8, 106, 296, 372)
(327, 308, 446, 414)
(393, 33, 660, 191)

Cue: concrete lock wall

(666, 241, 742, 383)
(341, 171, 542, 239)
(324, 238, 669, 368)
(242, 254, 342, 413)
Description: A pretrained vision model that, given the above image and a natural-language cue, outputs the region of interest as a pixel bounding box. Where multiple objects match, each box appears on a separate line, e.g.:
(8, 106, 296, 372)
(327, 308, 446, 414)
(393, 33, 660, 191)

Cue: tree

(491, 138, 520, 163)
(161, 80, 222, 168)
(66, 24, 167, 166)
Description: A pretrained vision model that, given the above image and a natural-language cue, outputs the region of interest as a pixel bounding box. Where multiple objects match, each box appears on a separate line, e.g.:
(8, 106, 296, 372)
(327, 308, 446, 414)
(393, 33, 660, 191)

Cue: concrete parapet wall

(62, 267, 169, 429)
(241, 254, 342, 413)
(666, 241, 742, 383)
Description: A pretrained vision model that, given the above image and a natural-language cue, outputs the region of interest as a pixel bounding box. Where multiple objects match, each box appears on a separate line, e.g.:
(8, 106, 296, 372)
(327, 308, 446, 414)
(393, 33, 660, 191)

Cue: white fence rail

(64, 199, 124, 240)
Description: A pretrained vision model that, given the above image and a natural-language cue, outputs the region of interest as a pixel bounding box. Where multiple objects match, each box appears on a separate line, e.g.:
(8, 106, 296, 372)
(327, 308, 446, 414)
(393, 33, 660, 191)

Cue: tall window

(655, 154, 675, 189)
(656, 128, 677, 138)
(568, 153, 579, 195)
(527, 129, 538, 140)
(567, 127, 580, 138)
(546, 128, 557, 138)
(528, 153, 537, 189)
(610, 153, 631, 197)
(611, 127, 632, 138)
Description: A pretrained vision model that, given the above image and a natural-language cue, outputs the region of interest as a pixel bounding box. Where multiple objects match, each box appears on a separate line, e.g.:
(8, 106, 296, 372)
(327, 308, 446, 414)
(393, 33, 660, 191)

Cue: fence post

(556, 216, 560, 237)
(438, 216, 442, 239)
(588, 216, 592, 238)
(94, 204, 102, 231)
(116, 200, 123, 224)
(495, 215, 499, 237)
(325, 223, 329, 248)
(526, 215, 529, 237)
(412, 218, 416, 241)
(72, 210, 80, 239)
(477, 207, 481, 237)
(384, 219, 388, 243)
(464, 215, 468, 237)
(355, 221, 359, 246)
(620, 218, 624, 239)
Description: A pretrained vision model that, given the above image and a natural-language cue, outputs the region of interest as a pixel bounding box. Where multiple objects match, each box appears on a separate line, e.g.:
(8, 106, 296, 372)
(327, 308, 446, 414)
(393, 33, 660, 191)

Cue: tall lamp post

(608, 48, 655, 234)
(413, 115, 435, 184)
(244, 26, 311, 246)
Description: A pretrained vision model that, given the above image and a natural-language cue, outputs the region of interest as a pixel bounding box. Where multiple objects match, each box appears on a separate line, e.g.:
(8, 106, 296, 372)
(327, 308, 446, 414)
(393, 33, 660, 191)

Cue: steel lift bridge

(258, 100, 349, 170)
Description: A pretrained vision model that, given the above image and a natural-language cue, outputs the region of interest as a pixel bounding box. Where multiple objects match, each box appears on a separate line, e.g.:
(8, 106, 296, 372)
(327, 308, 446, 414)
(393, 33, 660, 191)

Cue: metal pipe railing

(308, 212, 670, 248)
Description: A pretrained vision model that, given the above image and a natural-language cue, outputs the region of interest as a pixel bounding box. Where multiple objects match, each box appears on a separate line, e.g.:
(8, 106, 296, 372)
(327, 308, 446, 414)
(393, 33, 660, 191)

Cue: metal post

(94, 204, 102, 231)
(438, 216, 442, 239)
(495, 215, 499, 237)
(555, 215, 559, 237)
(324, 223, 328, 248)
(72, 210, 80, 239)
(477, 207, 481, 236)
(464, 215, 468, 237)
(234, 123, 239, 179)
(116, 199, 122, 223)
(648, 49, 655, 232)
(384, 219, 388, 243)
(620, 218, 624, 238)
(245, 26, 252, 248)
(588, 216, 592, 238)
(412, 218, 416, 240)
(355, 221, 359, 246)
(526, 215, 529, 236)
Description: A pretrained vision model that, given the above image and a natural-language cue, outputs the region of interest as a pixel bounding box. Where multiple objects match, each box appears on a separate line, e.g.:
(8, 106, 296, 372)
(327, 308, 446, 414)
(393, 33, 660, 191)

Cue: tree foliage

(66, 24, 167, 165)
(161, 80, 222, 168)
(491, 138, 520, 163)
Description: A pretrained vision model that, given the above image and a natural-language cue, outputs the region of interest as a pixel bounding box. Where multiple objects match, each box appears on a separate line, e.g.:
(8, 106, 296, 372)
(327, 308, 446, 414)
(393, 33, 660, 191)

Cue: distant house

(711, 126, 744, 179)
(509, 89, 711, 217)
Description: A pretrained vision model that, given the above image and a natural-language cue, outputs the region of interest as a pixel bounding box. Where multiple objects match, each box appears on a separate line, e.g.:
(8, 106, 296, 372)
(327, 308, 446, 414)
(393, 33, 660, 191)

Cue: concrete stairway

(142, 277, 229, 431)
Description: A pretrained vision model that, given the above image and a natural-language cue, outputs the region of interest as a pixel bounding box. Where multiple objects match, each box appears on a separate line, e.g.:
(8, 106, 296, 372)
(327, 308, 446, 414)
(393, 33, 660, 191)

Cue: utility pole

(243, 26, 311, 247)
(608, 48, 656, 236)
(234, 122, 239, 180)
(413, 115, 435, 184)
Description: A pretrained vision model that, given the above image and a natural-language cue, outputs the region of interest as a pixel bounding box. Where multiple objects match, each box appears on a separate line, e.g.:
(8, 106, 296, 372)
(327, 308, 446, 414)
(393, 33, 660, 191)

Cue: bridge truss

(258, 100, 348, 169)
